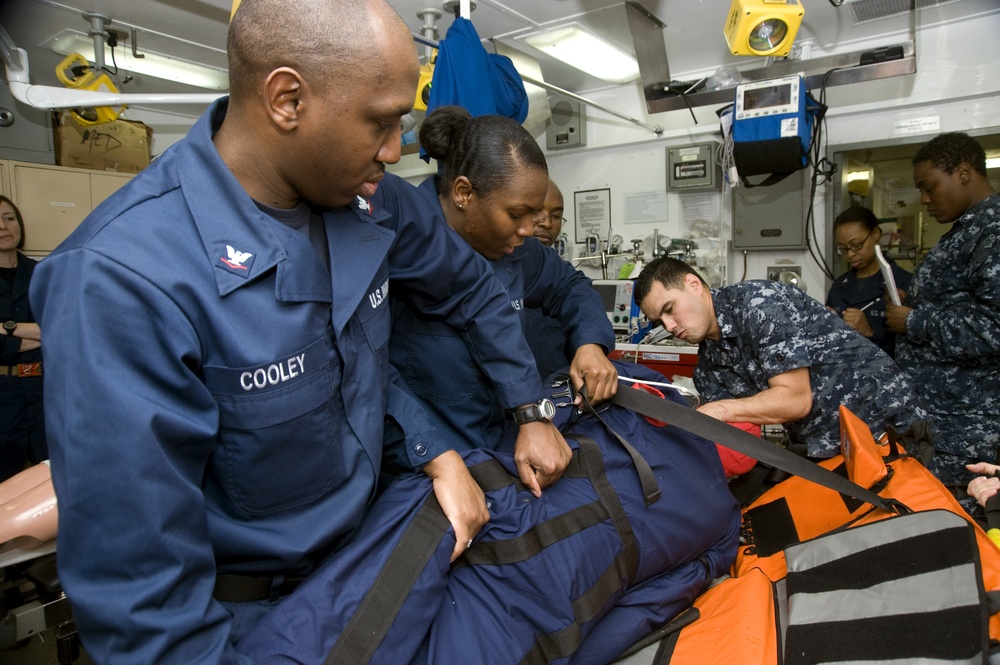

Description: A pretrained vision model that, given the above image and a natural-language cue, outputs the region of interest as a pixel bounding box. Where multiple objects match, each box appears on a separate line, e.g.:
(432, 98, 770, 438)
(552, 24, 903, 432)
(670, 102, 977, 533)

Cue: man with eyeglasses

(886, 132, 1000, 510)
(524, 179, 580, 379)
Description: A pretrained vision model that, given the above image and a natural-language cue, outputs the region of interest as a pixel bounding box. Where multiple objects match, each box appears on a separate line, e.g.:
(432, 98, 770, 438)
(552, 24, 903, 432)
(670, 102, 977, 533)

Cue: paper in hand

(874, 244, 901, 306)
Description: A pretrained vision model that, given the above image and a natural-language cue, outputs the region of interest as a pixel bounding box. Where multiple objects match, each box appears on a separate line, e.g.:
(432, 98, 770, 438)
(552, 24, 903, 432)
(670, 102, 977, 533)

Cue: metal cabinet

(6, 160, 132, 256)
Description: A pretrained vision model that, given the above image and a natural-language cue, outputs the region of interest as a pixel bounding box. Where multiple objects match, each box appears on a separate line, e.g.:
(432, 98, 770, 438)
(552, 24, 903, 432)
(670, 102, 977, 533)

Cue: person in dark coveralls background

(635, 257, 929, 460)
(886, 132, 1000, 502)
(28, 1, 564, 663)
(826, 205, 911, 358)
(523, 178, 577, 380)
(0, 196, 45, 481)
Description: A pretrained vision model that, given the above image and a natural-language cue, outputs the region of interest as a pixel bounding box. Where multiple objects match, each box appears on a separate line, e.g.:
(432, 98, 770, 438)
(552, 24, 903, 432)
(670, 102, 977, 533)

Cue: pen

(859, 299, 878, 312)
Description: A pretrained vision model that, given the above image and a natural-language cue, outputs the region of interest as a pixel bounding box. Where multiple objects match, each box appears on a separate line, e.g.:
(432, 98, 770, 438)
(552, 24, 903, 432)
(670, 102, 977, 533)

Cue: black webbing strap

(465, 452, 587, 495)
(519, 550, 638, 665)
(575, 434, 641, 585)
(455, 501, 607, 568)
(986, 494, 1000, 533)
(577, 391, 662, 506)
(325, 435, 641, 665)
(611, 387, 909, 516)
(611, 606, 701, 661)
(323, 493, 451, 665)
(517, 434, 641, 664)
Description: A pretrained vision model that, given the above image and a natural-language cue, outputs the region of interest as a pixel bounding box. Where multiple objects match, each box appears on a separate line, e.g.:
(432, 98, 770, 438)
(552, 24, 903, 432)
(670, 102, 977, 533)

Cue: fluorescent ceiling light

(986, 156, 1000, 170)
(45, 30, 228, 91)
(523, 25, 640, 84)
(847, 170, 871, 182)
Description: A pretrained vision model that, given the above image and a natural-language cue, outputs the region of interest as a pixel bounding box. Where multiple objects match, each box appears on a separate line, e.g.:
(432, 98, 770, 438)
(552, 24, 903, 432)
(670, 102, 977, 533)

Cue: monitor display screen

(743, 83, 792, 111)
(592, 283, 618, 313)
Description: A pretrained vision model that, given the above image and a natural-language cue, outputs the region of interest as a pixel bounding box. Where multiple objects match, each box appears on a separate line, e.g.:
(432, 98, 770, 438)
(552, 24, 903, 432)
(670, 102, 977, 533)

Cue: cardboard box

(54, 111, 152, 174)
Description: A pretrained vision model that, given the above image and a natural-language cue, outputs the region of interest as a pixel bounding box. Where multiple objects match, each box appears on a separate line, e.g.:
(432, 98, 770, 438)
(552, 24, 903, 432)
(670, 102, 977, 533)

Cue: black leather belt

(213, 573, 306, 603)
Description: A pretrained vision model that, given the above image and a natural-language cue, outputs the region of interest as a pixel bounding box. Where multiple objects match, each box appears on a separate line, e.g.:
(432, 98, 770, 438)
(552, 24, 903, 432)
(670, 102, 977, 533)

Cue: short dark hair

(420, 106, 547, 201)
(912, 132, 987, 177)
(0, 195, 24, 249)
(634, 257, 706, 305)
(227, 0, 389, 103)
(834, 205, 880, 232)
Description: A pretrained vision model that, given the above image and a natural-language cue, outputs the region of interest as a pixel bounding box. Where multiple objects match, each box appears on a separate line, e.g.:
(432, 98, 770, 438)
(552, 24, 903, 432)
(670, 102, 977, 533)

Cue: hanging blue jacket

(386, 178, 614, 461)
(422, 16, 528, 159)
(30, 99, 544, 665)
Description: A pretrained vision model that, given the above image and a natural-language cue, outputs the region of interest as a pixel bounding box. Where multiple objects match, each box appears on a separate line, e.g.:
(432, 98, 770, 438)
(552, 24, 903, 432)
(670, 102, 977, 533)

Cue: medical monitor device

(734, 75, 800, 122)
(590, 279, 648, 343)
(731, 74, 812, 178)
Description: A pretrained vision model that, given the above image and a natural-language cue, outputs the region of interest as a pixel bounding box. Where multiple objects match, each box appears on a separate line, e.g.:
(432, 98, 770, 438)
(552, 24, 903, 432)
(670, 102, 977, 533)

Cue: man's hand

(422, 450, 490, 562)
(696, 400, 732, 422)
(569, 344, 617, 405)
(514, 421, 572, 498)
(841, 308, 874, 337)
(967, 462, 1000, 508)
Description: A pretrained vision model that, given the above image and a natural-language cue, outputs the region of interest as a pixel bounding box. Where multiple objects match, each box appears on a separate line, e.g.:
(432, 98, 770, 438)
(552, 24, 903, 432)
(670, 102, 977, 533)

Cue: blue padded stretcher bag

(236, 361, 740, 665)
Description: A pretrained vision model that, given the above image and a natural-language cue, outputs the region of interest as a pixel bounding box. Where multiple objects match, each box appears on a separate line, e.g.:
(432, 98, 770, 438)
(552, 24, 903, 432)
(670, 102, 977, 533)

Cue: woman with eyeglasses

(825, 206, 911, 357)
(385, 106, 615, 486)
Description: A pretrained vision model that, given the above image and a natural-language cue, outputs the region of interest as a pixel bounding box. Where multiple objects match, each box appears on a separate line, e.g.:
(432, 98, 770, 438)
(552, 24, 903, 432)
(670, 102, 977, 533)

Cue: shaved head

(227, 0, 412, 103)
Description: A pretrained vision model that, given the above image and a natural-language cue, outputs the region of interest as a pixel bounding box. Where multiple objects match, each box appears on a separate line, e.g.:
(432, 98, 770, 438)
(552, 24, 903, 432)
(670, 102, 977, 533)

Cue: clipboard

(874, 244, 901, 306)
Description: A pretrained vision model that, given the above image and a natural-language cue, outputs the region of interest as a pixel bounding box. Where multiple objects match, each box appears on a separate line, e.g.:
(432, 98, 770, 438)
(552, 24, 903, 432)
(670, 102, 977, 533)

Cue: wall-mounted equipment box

(666, 142, 722, 192)
(732, 169, 806, 249)
(546, 96, 587, 150)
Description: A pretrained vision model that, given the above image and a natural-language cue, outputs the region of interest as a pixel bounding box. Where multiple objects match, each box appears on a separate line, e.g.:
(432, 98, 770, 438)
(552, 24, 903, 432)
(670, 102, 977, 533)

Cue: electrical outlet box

(767, 265, 801, 281)
(666, 142, 722, 192)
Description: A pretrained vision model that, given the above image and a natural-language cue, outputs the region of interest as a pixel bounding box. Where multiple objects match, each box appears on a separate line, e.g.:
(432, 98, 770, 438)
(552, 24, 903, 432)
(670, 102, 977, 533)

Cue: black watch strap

(511, 399, 555, 426)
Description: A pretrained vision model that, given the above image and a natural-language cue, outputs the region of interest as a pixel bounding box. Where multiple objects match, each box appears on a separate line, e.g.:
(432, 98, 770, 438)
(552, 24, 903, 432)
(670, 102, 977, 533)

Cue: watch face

(3, 321, 15, 331)
(539, 398, 556, 421)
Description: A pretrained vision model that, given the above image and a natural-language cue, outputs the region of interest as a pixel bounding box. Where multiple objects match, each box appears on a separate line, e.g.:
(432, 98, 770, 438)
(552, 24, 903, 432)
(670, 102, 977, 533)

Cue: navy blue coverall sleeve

(380, 176, 543, 408)
(519, 238, 615, 356)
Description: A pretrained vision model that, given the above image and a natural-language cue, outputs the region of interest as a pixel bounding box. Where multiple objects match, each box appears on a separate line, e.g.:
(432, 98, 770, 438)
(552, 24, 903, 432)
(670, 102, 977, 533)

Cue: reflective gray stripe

(785, 564, 981, 624)
(786, 510, 964, 573)
(802, 658, 981, 665)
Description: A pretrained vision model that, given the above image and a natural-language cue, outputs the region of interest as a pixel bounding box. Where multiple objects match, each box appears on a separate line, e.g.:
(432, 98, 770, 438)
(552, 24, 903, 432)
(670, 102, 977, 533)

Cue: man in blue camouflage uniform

(886, 132, 1000, 494)
(635, 257, 929, 459)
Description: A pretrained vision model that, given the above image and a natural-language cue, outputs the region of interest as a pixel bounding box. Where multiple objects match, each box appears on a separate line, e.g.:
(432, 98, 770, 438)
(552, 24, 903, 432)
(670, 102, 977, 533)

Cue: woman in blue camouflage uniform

(826, 206, 911, 358)
(886, 132, 1000, 501)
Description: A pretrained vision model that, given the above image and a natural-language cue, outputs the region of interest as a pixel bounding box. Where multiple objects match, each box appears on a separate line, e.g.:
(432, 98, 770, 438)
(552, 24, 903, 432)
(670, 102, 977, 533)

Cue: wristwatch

(2, 321, 16, 335)
(510, 398, 556, 426)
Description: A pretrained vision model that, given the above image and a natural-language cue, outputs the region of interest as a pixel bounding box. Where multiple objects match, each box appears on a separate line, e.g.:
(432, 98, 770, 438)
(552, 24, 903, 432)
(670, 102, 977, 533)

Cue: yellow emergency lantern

(723, 0, 804, 58)
(54, 53, 125, 125)
(414, 63, 434, 112)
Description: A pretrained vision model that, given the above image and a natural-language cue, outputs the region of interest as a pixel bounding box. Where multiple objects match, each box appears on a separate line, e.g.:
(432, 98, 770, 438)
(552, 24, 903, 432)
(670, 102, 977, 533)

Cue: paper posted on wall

(874, 244, 901, 306)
